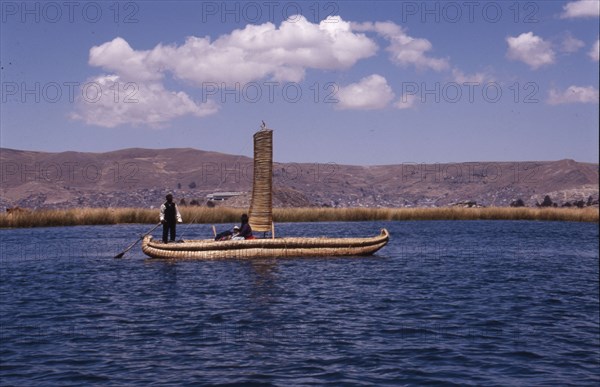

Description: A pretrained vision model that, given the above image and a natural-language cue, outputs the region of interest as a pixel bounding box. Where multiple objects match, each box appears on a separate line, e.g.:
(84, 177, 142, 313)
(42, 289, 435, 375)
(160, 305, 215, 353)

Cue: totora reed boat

(142, 124, 389, 259)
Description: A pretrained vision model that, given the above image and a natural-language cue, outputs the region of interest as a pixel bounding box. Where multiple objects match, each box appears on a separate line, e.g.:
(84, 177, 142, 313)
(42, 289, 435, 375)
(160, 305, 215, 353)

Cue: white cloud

(352, 21, 449, 71)
(560, 0, 600, 18)
(589, 39, 600, 61)
(394, 94, 419, 110)
(559, 32, 585, 53)
(451, 68, 491, 84)
(79, 15, 378, 127)
(89, 16, 377, 85)
(547, 85, 599, 105)
(70, 75, 218, 128)
(336, 74, 395, 110)
(89, 38, 164, 82)
(506, 32, 555, 69)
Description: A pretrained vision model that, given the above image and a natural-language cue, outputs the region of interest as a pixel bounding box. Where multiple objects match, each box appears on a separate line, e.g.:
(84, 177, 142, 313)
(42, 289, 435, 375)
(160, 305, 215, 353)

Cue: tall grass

(0, 206, 597, 228)
(274, 207, 599, 223)
(0, 207, 245, 228)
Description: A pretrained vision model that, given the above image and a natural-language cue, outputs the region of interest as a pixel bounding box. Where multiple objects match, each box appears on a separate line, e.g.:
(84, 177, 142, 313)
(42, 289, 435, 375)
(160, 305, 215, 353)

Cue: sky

(0, 0, 598, 165)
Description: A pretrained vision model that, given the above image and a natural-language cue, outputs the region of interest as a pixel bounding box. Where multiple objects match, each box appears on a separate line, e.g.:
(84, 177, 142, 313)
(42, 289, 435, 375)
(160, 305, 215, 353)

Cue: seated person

(218, 214, 254, 241)
(214, 226, 237, 241)
(237, 214, 254, 240)
(231, 225, 244, 240)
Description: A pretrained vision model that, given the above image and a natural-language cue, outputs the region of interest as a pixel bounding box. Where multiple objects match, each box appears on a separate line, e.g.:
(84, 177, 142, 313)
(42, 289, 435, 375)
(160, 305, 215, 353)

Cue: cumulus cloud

(547, 85, 599, 105)
(506, 32, 555, 69)
(70, 75, 218, 128)
(89, 16, 377, 85)
(336, 74, 395, 110)
(560, 0, 600, 18)
(89, 38, 164, 82)
(77, 15, 378, 127)
(352, 21, 449, 71)
(589, 39, 600, 61)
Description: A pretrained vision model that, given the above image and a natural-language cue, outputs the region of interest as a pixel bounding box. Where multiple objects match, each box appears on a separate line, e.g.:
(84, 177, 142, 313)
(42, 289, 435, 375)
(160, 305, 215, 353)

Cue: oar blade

(113, 222, 161, 259)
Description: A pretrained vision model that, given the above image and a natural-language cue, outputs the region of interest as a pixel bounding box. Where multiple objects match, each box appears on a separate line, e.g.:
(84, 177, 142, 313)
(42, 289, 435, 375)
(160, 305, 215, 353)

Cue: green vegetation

(1, 206, 598, 228)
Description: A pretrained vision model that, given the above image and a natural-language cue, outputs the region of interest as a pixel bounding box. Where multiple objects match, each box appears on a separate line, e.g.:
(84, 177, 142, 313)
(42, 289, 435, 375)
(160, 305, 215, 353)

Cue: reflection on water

(247, 260, 280, 304)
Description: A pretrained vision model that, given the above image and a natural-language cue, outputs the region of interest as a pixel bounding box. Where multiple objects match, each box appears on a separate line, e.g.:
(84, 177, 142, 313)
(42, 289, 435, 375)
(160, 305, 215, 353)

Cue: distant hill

(1, 147, 598, 210)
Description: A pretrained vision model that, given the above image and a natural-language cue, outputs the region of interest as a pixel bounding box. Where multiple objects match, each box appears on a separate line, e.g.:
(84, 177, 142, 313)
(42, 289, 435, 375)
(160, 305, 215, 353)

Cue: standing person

(160, 193, 182, 243)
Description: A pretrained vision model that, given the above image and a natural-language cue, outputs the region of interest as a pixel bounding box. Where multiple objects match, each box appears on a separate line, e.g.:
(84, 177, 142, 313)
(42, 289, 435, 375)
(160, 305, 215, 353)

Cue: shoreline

(1, 206, 598, 228)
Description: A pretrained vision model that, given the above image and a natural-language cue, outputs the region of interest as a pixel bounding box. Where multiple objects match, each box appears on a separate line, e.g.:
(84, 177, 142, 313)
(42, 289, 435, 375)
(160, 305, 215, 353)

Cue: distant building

(206, 192, 245, 201)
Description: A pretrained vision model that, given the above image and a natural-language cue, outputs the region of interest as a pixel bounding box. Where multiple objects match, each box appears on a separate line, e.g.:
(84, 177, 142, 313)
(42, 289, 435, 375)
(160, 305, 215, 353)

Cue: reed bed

(274, 207, 599, 223)
(1, 206, 597, 228)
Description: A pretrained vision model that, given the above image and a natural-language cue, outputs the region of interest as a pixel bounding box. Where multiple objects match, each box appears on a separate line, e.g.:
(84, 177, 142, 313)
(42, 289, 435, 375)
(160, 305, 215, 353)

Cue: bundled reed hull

(141, 229, 389, 259)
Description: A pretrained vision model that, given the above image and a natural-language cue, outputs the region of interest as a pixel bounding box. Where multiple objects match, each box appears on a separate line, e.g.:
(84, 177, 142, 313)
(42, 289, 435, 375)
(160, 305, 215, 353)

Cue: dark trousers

(162, 222, 176, 243)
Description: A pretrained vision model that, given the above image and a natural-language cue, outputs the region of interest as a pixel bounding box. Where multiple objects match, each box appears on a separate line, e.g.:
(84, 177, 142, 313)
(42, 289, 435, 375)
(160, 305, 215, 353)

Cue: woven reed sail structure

(248, 128, 273, 233)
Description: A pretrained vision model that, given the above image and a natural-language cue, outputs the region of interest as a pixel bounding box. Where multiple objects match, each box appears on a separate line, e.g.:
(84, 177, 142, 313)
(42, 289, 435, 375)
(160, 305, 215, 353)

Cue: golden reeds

(0, 206, 597, 228)
(274, 207, 599, 223)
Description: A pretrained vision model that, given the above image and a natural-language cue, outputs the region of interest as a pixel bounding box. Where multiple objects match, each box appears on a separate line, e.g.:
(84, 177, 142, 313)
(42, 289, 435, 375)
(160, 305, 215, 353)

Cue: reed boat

(141, 124, 389, 259)
(142, 229, 389, 259)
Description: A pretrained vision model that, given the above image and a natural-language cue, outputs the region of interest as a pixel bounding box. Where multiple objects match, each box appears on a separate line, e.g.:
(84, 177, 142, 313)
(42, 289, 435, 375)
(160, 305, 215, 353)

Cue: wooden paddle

(114, 222, 161, 258)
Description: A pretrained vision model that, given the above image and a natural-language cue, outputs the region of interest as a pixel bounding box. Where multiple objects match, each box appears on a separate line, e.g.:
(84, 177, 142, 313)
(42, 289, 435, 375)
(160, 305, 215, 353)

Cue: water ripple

(1, 221, 598, 385)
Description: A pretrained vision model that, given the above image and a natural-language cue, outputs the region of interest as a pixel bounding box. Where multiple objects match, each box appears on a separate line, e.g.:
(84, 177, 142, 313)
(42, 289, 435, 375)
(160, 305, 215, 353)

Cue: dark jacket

(239, 223, 252, 239)
(160, 202, 182, 224)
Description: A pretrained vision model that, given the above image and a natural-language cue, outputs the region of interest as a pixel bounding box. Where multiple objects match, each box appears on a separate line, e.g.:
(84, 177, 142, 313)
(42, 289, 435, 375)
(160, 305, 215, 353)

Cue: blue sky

(1, 0, 598, 165)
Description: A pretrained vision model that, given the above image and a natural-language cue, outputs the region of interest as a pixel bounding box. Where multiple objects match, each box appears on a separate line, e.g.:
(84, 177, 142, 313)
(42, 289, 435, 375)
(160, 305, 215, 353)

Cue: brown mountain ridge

(1, 147, 598, 210)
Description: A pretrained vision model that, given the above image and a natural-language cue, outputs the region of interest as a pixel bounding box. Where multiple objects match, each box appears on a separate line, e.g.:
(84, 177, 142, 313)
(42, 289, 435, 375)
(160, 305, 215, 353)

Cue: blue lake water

(1, 220, 599, 385)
